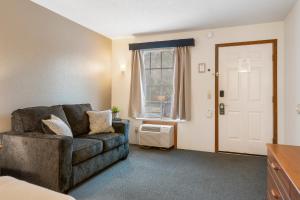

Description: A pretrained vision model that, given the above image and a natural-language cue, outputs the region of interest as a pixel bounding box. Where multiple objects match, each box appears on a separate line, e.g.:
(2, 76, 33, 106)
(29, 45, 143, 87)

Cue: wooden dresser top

(267, 144, 300, 193)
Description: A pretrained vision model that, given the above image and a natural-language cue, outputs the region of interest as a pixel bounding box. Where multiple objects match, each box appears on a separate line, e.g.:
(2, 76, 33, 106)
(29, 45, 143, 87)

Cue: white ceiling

(32, 0, 297, 39)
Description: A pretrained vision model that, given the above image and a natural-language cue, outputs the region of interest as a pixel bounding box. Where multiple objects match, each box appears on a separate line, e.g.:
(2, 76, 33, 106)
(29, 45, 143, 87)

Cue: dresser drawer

(267, 145, 300, 200)
(267, 169, 285, 200)
(291, 186, 300, 200)
(268, 151, 291, 193)
(268, 166, 290, 200)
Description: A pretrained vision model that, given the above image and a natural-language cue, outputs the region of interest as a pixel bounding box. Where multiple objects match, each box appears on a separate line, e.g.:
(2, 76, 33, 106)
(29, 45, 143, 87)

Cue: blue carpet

(69, 145, 266, 200)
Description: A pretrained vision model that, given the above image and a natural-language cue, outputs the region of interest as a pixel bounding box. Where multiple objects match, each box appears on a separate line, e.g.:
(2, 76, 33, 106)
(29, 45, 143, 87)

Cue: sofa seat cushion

(72, 138, 103, 165)
(82, 133, 128, 152)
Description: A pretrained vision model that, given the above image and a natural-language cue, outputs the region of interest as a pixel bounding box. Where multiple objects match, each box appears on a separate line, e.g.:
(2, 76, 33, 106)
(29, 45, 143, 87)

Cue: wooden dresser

(267, 144, 300, 200)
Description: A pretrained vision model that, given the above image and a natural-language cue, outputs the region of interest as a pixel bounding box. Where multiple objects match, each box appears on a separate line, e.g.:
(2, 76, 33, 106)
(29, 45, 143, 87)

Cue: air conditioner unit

(138, 124, 174, 148)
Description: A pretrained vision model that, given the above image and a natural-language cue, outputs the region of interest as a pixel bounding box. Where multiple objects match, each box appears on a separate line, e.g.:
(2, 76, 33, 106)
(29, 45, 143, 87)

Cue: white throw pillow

(87, 110, 114, 134)
(42, 115, 73, 137)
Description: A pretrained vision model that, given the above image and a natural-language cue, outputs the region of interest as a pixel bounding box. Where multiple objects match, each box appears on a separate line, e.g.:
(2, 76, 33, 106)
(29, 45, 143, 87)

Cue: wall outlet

(135, 127, 139, 133)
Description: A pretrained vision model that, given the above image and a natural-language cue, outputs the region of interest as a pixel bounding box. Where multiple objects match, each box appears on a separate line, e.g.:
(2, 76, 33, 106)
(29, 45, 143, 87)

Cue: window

(141, 48, 175, 119)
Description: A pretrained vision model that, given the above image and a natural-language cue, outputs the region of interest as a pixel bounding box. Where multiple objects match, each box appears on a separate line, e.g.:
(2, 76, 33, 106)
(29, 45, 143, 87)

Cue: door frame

(215, 39, 278, 153)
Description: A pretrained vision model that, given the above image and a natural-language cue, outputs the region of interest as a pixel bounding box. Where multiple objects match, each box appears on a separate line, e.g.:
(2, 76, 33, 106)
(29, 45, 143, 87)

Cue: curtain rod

(129, 38, 195, 50)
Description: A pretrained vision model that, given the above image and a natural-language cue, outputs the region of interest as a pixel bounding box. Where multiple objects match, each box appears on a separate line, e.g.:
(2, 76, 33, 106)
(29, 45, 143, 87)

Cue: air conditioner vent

(138, 124, 174, 148)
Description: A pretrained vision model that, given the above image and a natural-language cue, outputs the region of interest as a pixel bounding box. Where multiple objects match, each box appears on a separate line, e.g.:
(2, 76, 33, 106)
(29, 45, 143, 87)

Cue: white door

(218, 43, 273, 155)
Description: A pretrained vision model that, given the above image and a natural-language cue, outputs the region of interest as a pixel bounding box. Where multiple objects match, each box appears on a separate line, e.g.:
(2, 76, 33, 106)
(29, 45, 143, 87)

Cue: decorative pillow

(42, 115, 73, 137)
(87, 110, 115, 134)
(41, 120, 56, 135)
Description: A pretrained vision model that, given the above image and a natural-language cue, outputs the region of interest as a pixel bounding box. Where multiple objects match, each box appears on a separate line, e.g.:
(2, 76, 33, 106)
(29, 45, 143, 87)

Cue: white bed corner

(0, 176, 75, 200)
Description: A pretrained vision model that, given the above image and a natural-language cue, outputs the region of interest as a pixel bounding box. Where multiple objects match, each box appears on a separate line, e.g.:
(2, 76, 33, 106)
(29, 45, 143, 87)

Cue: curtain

(128, 50, 144, 118)
(171, 46, 191, 120)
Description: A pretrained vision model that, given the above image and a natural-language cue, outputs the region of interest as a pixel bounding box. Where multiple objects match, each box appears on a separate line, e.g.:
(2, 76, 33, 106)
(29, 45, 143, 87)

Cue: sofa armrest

(0, 132, 73, 192)
(112, 120, 129, 138)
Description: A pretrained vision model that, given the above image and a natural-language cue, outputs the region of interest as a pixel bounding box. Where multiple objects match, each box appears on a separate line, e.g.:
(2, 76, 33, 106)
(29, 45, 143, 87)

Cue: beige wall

(0, 0, 112, 131)
(112, 22, 285, 152)
(285, 0, 300, 145)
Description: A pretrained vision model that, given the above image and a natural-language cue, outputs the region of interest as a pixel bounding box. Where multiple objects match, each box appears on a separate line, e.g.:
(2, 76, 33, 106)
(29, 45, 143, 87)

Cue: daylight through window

(141, 48, 175, 119)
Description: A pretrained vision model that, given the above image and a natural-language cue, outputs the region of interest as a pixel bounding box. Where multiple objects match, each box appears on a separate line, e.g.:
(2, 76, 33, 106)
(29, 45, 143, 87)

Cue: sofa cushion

(72, 143, 129, 186)
(42, 115, 73, 137)
(11, 105, 70, 133)
(63, 104, 92, 136)
(87, 110, 114, 134)
(82, 133, 128, 152)
(72, 138, 103, 165)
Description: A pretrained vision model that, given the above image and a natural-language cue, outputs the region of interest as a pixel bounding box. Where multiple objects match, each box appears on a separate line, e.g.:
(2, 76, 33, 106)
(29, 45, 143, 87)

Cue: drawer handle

(271, 162, 280, 171)
(271, 189, 280, 199)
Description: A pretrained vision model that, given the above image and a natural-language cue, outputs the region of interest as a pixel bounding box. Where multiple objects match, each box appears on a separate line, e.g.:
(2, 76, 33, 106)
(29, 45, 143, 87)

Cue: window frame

(141, 48, 175, 119)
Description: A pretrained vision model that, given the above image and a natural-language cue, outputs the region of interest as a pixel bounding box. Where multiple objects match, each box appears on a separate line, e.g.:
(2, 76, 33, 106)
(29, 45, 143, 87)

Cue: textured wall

(0, 0, 112, 131)
(285, 0, 300, 145)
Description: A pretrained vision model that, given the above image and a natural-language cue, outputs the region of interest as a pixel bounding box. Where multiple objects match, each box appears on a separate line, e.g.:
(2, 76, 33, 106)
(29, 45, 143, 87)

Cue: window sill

(135, 117, 185, 123)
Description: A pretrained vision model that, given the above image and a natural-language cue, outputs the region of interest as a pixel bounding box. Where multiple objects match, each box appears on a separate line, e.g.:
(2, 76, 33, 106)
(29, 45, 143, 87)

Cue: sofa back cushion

(62, 104, 92, 136)
(11, 105, 70, 133)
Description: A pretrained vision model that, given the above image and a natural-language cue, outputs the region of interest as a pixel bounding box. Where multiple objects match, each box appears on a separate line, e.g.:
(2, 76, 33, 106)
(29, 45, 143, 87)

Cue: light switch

(206, 109, 213, 118)
(198, 63, 206, 73)
(207, 91, 212, 100)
